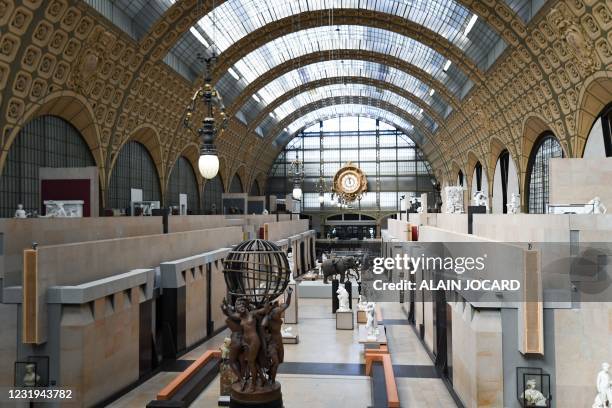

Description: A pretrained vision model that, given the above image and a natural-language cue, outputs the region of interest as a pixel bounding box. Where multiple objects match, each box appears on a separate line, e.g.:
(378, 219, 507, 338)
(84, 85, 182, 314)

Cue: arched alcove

(525, 133, 563, 214)
(0, 115, 96, 217)
(229, 174, 243, 193)
(203, 175, 224, 214)
(167, 156, 200, 214)
(492, 149, 519, 214)
(108, 141, 161, 211)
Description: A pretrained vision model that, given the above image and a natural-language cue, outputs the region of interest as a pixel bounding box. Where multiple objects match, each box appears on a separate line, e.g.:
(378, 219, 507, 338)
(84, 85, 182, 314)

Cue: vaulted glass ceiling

(260, 84, 437, 133)
(193, 0, 501, 70)
(239, 59, 450, 125)
(274, 104, 427, 148)
(215, 25, 469, 108)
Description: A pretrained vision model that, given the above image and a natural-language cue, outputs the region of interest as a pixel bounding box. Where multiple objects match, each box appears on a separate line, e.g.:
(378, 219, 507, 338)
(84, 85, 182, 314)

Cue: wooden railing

(157, 350, 221, 401)
(365, 345, 400, 408)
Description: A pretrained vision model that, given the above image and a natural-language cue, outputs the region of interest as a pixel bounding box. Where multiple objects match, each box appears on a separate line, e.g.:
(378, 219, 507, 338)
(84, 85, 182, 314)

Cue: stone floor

(107, 297, 457, 408)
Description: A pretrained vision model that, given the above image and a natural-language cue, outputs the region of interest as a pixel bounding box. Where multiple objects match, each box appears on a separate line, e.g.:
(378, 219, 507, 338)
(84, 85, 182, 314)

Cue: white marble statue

(444, 186, 465, 214)
(263, 208, 269, 214)
(14, 204, 26, 219)
(520, 379, 547, 407)
(287, 251, 296, 284)
(365, 302, 379, 339)
(473, 191, 487, 207)
(416, 205, 424, 214)
(336, 286, 350, 312)
(585, 197, 607, 214)
(507, 193, 521, 214)
(593, 362, 612, 408)
(23, 363, 40, 387)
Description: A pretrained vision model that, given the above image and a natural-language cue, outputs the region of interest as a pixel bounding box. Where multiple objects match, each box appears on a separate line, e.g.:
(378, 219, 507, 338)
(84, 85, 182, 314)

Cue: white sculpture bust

(586, 197, 607, 214)
(521, 379, 547, 407)
(14, 204, 26, 219)
(507, 193, 521, 214)
(23, 363, 40, 387)
(473, 191, 487, 207)
(593, 362, 612, 408)
(336, 286, 350, 312)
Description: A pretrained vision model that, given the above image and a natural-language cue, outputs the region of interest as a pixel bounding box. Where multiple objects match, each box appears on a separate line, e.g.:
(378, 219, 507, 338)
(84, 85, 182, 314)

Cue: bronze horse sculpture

(321, 256, 360, 284)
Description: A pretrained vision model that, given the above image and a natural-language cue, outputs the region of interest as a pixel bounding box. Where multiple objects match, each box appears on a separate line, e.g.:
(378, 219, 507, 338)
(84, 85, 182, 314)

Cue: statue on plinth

(219, 337, 237, 397)
(473, 191, 487, 207)
(23, 363, 40, 387)
(336, 286, 350, 312)
(593, 362, 612, 408)
(507, 193, 521, 214)
(444, 186, 465, 214)
(222, 239, 291, 407)
(365, 302, 378, 339)
(14, 204, 26, 219)
(585, 197, 607, 214)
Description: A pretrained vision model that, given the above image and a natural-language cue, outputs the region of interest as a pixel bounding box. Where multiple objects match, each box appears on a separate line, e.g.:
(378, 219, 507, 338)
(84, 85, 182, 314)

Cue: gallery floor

(108, 298, 456, 408)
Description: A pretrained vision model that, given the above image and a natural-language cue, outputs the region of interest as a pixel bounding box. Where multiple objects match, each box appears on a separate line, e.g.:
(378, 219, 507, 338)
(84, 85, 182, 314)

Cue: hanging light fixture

(184, 56, 227, 179)
(183, 0, 227, 179)
(289, 151, 303, 200)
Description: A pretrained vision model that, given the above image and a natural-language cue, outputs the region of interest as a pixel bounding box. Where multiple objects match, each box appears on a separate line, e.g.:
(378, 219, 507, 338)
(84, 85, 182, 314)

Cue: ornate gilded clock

(332, 162, 368, 203)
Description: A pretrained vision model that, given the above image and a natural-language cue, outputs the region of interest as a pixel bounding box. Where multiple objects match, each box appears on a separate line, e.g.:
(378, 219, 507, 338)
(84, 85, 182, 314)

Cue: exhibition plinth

(230, 382, 283, 408)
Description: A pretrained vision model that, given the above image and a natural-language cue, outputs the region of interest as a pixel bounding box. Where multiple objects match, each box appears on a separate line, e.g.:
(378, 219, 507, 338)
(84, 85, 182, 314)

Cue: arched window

(229, 174, 243, 193)
(499, 150, 510, 213)
(457, 170, 464, 187)
(167, 156, 199, 214)
(203, 175, 223, 214)
(0, 115, 95, 217)
(250, 180, 260, 196)
(108, 141, 161, 210)
(474, 162, 483, 191)
(584, 102, 612, 158)
(526, 134, 563, 214)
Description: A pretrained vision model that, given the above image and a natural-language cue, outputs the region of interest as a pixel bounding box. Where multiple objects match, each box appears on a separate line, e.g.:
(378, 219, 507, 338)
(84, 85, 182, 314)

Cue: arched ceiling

(248, 76, 448, 135)
(106, 0, 528, 178)
(258, 83, 438, 135)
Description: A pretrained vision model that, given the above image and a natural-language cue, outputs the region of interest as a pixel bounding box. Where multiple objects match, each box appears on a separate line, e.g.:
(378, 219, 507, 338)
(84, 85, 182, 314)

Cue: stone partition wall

(553, 304, 612, 408)
(0, 217, 163, 285)
(264, 219, 309, 242)
(450, 301, 503, 408)
(160, 248, 231, 353)
(549, 158, 612, 207)
(166, 215, 230, 233)
(49, 269, 154, 408)
(27, 226, 242, 344)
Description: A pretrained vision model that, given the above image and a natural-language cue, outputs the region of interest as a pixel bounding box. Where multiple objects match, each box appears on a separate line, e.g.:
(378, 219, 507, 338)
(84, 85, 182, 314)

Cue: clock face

(340, 173, 359, 193)
(332, 162, 367, 203)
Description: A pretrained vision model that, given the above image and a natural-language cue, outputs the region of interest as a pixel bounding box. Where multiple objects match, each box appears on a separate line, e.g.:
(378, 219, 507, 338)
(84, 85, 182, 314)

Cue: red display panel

(40, 179, 91, 217)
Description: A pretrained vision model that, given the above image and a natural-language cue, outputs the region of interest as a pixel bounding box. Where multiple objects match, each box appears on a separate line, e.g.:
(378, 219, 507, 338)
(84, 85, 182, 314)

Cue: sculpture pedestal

(283, 283, 298, 324)
(332, 280, 352, 314)
(281, 325, 299, 344)
(358, 325, 387, 345)
(230, 382, 283, 408)
(336, 310, 354, 330)
(357, 310, 367, 324)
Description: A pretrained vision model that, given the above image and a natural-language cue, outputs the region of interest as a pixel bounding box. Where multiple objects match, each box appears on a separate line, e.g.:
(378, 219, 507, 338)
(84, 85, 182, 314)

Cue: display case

(131, 201, 160, 216)
(517, 367, 551, 407)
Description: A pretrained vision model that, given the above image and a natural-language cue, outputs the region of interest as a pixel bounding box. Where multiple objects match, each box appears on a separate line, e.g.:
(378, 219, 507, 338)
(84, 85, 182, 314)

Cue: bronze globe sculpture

(222, 239, 292, 408)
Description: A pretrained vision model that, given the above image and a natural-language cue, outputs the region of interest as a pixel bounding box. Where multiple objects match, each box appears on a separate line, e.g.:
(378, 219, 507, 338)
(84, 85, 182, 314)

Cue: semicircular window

(167, 156, 200, 214)
(108, 141, 161, 211)
(527, 134, 563, 214)
(0, 115, 95, 217)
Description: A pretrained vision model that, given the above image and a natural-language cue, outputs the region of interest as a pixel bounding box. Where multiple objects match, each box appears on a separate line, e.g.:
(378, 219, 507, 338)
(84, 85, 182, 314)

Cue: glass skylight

(194, 0, 502, 69)
(230, 25, 468, 98)
(276, 104, 428, 147)
(268, 84, 437, 132)
(253, 60, 449, 118)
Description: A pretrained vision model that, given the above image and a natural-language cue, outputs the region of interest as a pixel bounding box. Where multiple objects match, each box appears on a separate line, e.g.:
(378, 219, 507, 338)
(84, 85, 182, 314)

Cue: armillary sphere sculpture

(222, 239, 292, 408)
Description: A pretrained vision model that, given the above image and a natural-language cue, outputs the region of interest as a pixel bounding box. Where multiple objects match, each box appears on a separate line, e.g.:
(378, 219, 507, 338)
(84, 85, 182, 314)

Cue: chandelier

(289, 152, 304, 200)
(183, 55, 228, 179)
(315, 175, 327, 205)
